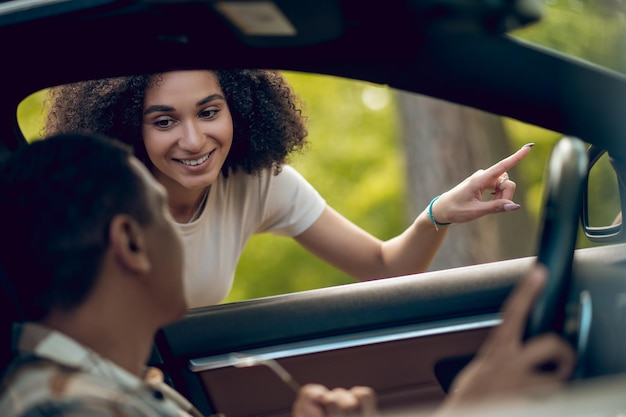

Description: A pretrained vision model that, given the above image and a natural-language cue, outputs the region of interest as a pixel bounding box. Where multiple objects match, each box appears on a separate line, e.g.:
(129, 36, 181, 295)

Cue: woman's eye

(153, 117, 175, 129)
(199, 108, 219, 119)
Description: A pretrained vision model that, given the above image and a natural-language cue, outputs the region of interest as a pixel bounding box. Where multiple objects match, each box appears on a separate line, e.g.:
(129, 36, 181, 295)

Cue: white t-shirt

(177, 165, 326, 308)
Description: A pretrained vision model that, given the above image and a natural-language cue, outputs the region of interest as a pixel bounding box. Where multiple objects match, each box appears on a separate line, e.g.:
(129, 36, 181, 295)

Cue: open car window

(12, 0, 622, 307)
(16, 72, 574, 304)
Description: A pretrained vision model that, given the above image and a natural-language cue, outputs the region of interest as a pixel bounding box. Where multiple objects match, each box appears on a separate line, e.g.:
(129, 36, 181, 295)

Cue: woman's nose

(178, 121, 204, 152)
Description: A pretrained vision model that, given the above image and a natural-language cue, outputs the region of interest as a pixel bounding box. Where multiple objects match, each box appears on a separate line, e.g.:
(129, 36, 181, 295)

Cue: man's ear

(109, 214, 151, 274)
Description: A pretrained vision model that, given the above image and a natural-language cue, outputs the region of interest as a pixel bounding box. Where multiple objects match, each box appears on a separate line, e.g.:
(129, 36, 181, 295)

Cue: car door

(152, 242, 626, 417)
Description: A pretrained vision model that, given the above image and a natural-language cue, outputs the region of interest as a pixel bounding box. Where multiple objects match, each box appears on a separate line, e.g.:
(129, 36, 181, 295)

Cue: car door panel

(154, 244, 626, 417)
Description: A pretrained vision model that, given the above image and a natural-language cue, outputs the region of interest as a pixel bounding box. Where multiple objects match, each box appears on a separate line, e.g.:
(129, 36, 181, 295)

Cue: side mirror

(581, 145, 625, 243)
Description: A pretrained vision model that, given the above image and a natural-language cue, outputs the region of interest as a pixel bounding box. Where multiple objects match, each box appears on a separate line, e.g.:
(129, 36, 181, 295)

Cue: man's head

(0, 133, 185, 323)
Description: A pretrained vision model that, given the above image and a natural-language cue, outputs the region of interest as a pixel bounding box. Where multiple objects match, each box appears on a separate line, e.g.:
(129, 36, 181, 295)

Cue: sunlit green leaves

(17, 89, 47, 142)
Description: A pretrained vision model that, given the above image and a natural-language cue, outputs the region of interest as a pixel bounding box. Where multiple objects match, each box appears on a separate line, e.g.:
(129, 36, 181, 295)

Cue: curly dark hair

(44, 69, 309, 176)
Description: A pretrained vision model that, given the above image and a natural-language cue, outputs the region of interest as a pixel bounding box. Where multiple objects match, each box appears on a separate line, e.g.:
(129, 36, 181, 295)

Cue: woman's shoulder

(222, 165, 304, 187)
(214, 165, 317, 202)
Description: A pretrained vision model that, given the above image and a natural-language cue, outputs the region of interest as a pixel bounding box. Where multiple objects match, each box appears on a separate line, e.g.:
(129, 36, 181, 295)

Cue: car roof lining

(1, 0, 626, 156)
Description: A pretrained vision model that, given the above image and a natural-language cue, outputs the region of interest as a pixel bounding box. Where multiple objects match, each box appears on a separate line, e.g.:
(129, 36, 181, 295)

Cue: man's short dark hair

(0, 133, 153, 321)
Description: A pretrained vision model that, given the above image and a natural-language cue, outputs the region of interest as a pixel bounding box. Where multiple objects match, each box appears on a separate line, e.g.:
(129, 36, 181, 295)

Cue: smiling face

(142, 70, 234, 195)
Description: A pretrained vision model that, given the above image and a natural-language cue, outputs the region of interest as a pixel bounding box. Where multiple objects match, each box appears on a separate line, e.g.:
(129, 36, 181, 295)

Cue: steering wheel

(524, 136, 588, 342)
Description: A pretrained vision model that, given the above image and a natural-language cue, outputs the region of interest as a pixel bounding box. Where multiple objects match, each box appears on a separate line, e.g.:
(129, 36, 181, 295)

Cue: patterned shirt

(0, 323, 205, 417)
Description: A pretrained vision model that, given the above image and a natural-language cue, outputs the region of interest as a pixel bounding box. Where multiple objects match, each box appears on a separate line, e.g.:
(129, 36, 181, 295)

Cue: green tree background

(16, 1, 625, 303)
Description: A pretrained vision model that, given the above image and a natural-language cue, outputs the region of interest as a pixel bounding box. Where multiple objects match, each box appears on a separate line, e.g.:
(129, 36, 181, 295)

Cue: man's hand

(292, 384, 377, 417)
(437, 265, 576, 415)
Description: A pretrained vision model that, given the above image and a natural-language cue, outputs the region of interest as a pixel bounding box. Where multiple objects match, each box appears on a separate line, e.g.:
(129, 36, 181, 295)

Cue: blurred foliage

(17, 89, 47, 142)
(14, 1, 625, 302)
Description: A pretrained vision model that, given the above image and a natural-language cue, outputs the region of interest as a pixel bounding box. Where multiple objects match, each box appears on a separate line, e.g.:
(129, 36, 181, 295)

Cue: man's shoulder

(0, 359, 158, 417)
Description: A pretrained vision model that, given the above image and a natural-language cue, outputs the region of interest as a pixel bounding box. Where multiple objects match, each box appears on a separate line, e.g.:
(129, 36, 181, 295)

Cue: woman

(45, 69, 531, 308)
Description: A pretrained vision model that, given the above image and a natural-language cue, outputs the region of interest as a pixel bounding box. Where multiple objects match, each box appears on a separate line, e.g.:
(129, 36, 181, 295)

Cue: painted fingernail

(523, 143, 535, 148)
(504, 203, 521, 212)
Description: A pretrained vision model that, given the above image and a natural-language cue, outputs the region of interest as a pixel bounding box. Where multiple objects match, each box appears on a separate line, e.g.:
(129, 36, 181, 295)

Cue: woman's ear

(109, 214, 151, 274)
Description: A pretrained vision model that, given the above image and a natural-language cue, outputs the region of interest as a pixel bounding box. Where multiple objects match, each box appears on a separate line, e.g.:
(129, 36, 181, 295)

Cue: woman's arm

(294, 144, 533, 280)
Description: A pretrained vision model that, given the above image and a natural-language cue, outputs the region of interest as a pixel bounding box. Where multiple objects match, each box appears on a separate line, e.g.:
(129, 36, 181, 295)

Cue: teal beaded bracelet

(428, 195, 452, 230)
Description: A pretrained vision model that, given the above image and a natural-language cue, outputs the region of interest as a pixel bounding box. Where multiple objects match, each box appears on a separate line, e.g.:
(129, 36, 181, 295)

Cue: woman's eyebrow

(143, 94, 225, 116)
(143, 104, 174, 115)
(197, 93, 225, 107)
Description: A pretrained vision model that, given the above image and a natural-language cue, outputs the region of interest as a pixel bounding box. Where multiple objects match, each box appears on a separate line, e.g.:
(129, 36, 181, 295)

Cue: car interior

(2, 1, 626, 416)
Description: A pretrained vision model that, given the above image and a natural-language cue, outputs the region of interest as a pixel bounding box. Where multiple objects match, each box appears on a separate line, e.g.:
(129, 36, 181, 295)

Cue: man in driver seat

(0, 133, 574, 417)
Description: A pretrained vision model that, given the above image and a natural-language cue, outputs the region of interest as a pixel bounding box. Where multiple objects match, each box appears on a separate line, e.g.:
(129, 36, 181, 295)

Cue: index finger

(483, 143, 534, 180)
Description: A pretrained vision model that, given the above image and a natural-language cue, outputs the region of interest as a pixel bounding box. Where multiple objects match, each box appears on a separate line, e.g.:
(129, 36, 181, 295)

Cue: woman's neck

(168, 187, 210, 223)
(151, 170, 212, 223)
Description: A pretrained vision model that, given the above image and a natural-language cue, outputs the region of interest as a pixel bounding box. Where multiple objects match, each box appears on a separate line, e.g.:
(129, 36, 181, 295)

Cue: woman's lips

(174, 149, 215, 167)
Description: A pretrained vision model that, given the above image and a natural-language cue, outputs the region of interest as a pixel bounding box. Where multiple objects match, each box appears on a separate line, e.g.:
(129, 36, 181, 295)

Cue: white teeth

(180, 154, 209, 166)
